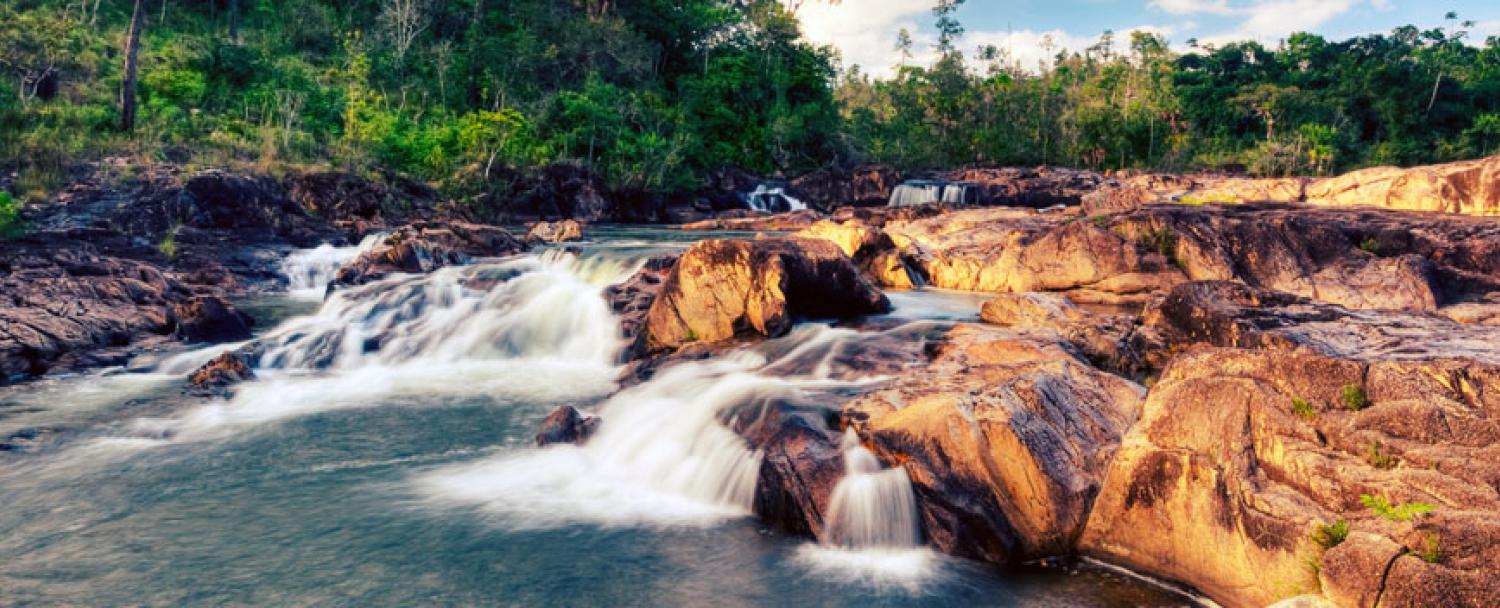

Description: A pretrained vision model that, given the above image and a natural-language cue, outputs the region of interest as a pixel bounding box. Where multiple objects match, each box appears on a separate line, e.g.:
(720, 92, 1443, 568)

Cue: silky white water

(824, 428, 921, 549)
(0, 231, 1199, 606)
(278, 233, 386, 299)
(744, 184, 808, 213)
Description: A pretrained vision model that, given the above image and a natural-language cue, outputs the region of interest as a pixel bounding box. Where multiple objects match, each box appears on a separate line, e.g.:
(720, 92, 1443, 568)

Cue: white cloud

(1149, 0, 1236, 16)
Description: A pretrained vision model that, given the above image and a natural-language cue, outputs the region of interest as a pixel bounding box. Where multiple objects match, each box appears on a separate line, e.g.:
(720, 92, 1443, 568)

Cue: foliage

(1341, 384, 1369, 411)
(1310, 519, 1349, 550)
(1359, 237, 1382, 255)
(1360, 494, 1435, 521)
(0, 191, 22, 238)
(1290, 397, 1316, 420)
(1136, 227, 1178, 263)
(1417, 533, 1445, 563)
(1365, 441, 1398, 470)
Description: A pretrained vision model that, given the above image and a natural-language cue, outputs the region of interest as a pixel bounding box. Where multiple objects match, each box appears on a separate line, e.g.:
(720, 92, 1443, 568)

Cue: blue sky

(795, 0, 1500, 75)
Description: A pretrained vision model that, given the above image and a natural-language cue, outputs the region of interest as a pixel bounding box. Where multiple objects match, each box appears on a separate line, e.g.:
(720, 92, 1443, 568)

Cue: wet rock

(174, 296, 253, 343)
(604, 254, 680, 361)
(741, 405, 847, 538)
(525, 220, 584, 244)
(333, 221, 525, 286)
(534, 405, 600, 446)
(841, 324, 1147, 563)
(189, 351, 256, 387)
(643, 238, 890, 352)
(286, 170, 390, 223)
(790, 164, 901, 208)
(0, 244, 179, 383)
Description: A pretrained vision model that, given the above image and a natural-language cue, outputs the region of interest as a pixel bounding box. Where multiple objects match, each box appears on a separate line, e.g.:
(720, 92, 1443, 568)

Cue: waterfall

(888, 182, 942, 207)
(823, 428, 921, 549)
(744, 184, 808, 214)
(279, 233, 386, 299)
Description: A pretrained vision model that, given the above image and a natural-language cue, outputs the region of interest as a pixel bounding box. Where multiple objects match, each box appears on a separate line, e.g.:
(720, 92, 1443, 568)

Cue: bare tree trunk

(228, 0, 240, 45)
(121, 0, 146, 132)
(1425, 70, 1442, 115)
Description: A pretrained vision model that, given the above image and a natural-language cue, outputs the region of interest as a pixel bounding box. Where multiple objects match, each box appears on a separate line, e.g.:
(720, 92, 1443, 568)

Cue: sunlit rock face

(841, 324, 1146, 564)
(1079, 283, 1500, 608)
(642, 238, 890, 352)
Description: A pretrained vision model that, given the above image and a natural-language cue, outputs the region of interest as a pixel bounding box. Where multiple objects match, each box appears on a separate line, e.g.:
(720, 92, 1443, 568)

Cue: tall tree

(120, 0, 146, 132)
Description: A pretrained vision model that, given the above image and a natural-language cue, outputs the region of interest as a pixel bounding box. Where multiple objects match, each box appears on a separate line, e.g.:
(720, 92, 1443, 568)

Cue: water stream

(0, 226, 1198, 606)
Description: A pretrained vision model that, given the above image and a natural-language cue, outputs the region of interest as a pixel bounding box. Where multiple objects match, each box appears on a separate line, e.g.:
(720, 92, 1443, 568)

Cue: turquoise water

(0, 230, 1198, 607)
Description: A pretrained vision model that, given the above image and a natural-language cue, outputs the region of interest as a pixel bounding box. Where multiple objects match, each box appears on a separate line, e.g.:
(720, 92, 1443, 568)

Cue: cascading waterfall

(822, 428, 921, 549)
(744, 184, 808, 213)
(278, 233, 386, 299)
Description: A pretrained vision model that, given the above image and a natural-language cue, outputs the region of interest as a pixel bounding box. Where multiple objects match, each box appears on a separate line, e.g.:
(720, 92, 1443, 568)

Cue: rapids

(0, 226, 1200, 606)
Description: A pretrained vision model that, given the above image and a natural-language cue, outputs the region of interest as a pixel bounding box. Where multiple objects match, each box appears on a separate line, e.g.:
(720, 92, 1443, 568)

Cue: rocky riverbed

(3, 156, 1499, 607)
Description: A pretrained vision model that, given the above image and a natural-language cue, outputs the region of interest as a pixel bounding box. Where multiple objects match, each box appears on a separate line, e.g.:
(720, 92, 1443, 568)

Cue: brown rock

(794, 219, 916, 288)
(979, 292, 1145, 375)
(189, 351, 256, 387)
(643, 238, 890, 352)
(333, 221, 525, 286)
(1318, 532, 1405, 608)
(525, 220, 584, 244)
(174, 296, 252, 343)
(678, 209, 824, 231)
(535, 405, 600, 446)
(842, 324, 1146, 563)
(1305, 155, 1500, 216)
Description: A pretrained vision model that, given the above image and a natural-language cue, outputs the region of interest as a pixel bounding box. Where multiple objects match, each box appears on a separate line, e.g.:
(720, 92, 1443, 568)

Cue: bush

(1290, 397, 1316, 420)
(1341, 384, 1369, 411)
(0, 192, 22, 238)
(1358, 237, 1381, 255)
(1310, 519, 1349, 549)
(1417, 533, 1445, 563)
(1365, 441, 1398, 470)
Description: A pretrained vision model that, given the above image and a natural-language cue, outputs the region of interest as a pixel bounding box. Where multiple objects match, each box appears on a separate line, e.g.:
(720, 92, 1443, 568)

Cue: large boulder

(285, 170, 390, 223)
(1305, 155, 1500, 216)
(333, 221, 525, 286)
(794, 219, 916, 288)
(841, 324, 1146, 563)
(189, 350, 256, 387)
(1079, 284, 1500, 607)
(979, 292, 1145, 376)
(174, 295, 253, 343)
(642, 238, 890, 352)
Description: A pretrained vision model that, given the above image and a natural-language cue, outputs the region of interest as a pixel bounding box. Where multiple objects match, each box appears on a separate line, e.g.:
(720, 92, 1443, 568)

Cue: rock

(604, 254, 679, 361)
(333, 221, 525, 286)
(0, 244, 180, 382)
(790, 164, 901, 208)
(979, 292, 1145, 375)
(794, 219, 916, 288)
(535, 405, 600, 446)
(742, 405, 847, 538)
(189, 351, 256, 387)
(678, 209, 824, 231)
(940, 166, 1106, 207)
(1318, 532, 1405, 608)
(1305, 155, 1500, 216)
(178, 170, 306, 232)
(840, 324, 1146, 563)
(642, 238, 891, 352)
(1080, 332, 1500, 607)
(286, 170, 389, 223)
(174, 296, 253, 343)
(512, 162, 610, 221)
(524, 220, 584, 244)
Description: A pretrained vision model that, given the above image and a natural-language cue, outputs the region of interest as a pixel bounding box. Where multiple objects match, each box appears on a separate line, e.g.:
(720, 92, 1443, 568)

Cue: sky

(795, 0, 1500, 76)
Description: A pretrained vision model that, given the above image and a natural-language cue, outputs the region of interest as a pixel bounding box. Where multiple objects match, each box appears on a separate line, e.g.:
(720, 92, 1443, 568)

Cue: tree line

(1, 0, 1497, 207)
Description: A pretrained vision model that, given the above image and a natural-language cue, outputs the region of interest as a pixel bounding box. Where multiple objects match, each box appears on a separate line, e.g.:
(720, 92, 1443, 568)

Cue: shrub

(1291, 397, 1316, 420)
(1417, 533, 1445, 564)
(1310, 519, 1349, 549)
(1365, 441, 1398, 470)
(1341, 384, 1369, 411)
(1358, 237, 1381, 255)
(1136, 227, 1179, 267)
(0, 192, 21, 239)
(1360, 494, 1434, 522)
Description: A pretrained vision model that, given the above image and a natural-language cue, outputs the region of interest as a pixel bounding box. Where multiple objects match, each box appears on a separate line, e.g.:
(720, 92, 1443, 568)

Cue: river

(0, 227, 1199, 607)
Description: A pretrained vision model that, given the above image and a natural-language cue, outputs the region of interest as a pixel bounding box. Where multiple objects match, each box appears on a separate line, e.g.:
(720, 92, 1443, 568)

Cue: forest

(2, 0, 1498, 208)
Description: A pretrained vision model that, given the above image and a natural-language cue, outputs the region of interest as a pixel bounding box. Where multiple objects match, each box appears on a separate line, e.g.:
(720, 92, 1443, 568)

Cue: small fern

(1360, 494, 1434, 521)
(1341, 384, 1369, 411)
(1290, 397, 1316, 420)
(1310, 519, 1349, 550)
(1416, 533, 1444, 564)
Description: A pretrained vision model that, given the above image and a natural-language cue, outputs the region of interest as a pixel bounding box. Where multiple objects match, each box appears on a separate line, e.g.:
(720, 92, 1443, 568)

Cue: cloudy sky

(795, 0, 1500, 75)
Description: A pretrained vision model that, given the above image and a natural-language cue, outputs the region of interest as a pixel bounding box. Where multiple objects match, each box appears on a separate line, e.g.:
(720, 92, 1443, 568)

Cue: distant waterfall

(279, 233, 386, 299)
(822, 429, 921, 549)
(888, 181, 976, 207)
(744, 184, 808, 214)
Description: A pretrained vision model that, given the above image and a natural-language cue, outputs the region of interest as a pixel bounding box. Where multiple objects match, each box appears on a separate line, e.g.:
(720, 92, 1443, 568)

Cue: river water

(0, 227, 1197, 607)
